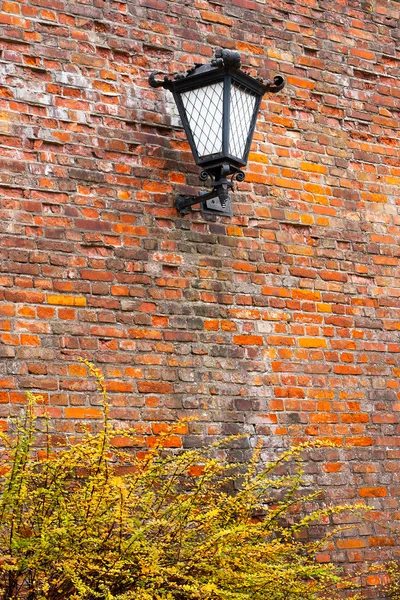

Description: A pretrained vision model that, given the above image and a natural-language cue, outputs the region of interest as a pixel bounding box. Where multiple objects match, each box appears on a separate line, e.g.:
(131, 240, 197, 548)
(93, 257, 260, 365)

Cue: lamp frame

(149, 49, 285, 217)
(171, 70, 264, 172)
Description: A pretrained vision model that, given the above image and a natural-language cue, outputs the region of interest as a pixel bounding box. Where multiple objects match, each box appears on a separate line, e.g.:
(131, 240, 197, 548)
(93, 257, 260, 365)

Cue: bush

(0, 360, 366, 600)
(385, 562, 400, 599)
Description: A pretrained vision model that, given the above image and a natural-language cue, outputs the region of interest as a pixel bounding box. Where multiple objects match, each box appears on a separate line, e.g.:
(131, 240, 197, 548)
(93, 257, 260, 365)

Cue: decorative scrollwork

(263, 75, 286, 94)
(229, 170, 245, 183)
(199, 171, 210, 182)
(148, 71, 174, 90)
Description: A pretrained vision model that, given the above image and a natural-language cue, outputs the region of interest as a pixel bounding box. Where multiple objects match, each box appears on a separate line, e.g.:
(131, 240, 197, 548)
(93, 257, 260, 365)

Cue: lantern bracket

(174, 164, 243, 217)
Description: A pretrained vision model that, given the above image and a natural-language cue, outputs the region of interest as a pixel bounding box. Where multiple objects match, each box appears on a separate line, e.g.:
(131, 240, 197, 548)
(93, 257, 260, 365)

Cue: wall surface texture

(1, 0, 400, 593)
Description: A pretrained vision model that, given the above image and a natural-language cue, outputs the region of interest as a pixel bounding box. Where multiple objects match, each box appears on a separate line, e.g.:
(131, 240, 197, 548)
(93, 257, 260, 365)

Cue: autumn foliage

(0, 361, 366, 599)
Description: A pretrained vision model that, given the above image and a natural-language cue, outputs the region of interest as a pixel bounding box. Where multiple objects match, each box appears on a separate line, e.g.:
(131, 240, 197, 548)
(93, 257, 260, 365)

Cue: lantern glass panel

(180, 82, 224, 158)
(229, 83, 257, 160)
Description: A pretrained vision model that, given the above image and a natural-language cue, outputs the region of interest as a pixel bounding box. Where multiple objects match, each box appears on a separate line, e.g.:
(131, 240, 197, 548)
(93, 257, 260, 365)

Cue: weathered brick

(137, 382, 173, 394)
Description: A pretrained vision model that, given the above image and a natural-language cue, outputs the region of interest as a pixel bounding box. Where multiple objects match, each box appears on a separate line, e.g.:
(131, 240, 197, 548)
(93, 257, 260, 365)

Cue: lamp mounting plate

(202, 193, 233, 217)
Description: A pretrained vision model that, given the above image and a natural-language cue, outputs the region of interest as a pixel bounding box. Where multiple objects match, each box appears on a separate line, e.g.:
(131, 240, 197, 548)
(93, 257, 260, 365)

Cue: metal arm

(175, 182, 233, 217)
(174, 164, 244, 217)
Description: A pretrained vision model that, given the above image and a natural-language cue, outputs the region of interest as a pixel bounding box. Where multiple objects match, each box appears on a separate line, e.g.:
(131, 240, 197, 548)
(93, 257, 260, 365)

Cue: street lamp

(149, 48, 285, 217)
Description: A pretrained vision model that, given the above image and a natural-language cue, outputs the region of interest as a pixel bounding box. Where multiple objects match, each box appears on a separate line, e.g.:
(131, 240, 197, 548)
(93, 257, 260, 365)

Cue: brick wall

(1, 0, 400, 593)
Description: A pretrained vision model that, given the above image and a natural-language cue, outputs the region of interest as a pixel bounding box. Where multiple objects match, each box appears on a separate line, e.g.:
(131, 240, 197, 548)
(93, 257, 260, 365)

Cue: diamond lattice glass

(180, 82, 224, 157)
(229, 84, 257, 160)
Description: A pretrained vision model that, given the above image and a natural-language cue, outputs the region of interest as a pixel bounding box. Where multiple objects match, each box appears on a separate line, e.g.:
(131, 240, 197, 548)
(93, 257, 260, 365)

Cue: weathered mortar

(0, 0, 400, 594)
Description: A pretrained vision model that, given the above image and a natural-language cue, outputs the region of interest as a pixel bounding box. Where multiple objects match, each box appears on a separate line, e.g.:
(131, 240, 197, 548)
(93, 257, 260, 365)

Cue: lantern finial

(212, 48, 241, 69)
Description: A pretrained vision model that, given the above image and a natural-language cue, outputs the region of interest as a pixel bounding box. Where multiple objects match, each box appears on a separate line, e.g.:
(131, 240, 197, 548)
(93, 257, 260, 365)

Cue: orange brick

(65, 408, 103, 419)
(227, 225, 243, 236)
(37, 307, 56, 319)
(20, 334, 40, 346)
(300, 162, 327, 174)
(292, 289, 321, 301)
(68, 364, 87, 377)
(47, 294, 86, 306)
(221, 320, 237, 332)
(204, 320, 219, 331)
(368, 536, 395, 547)
(201, 10, 232, 25)
(58, 308, 76, 320)
(146, 434, 182, 448)
(111, 435, 145, 448)
(299, 338, 327, 348)
(350, 48, 375, 60)
(267, 336, 295, 346)
(340, 414, 369, 424)
(152, 316, 168, 327)
(287, 75, 314, 89)
(270, 400, 284, 411)
(322, 462, 343, 473)
(237, 42, 264, 54)
(142, 181, 172, 193)
(107, 381, 133, 392)
(233, 335, 263, 346)
(2, 1, 20, 13)
(310, 413, 338, 424)
(188, 465, 206, 476)
(337, 539, 366, 549)
(347, 437, 374, 447)
(152, 422, 188, 435)
(358, 487, 387, 498)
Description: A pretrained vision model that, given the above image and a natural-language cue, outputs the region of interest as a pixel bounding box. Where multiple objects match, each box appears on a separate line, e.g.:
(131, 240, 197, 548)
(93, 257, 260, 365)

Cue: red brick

(0, 1, 399, 582)
(137, 382, 173, 394)
(201, 10, 232, 26)
(369, 536, 395, 547)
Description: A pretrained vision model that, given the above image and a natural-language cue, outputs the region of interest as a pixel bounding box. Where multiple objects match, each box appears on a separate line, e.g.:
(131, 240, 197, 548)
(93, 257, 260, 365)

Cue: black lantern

(149, 49, 285, 216)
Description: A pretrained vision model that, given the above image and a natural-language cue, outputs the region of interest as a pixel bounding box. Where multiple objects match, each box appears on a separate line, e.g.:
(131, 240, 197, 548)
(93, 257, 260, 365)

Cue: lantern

(149, 48, 285, 216)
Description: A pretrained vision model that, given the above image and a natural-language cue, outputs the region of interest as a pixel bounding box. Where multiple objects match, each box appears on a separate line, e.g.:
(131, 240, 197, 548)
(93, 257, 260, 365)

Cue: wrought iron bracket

(174, 165, 243, 217)
(175, 187, 233, 217)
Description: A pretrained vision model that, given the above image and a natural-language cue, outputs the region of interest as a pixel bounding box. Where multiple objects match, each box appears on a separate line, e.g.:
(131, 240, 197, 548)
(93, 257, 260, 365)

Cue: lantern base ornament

(174, 164, 243, 217)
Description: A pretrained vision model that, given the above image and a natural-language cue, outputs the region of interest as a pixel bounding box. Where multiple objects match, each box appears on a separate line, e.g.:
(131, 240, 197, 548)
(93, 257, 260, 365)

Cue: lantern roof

(149, 48, 285, 96)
